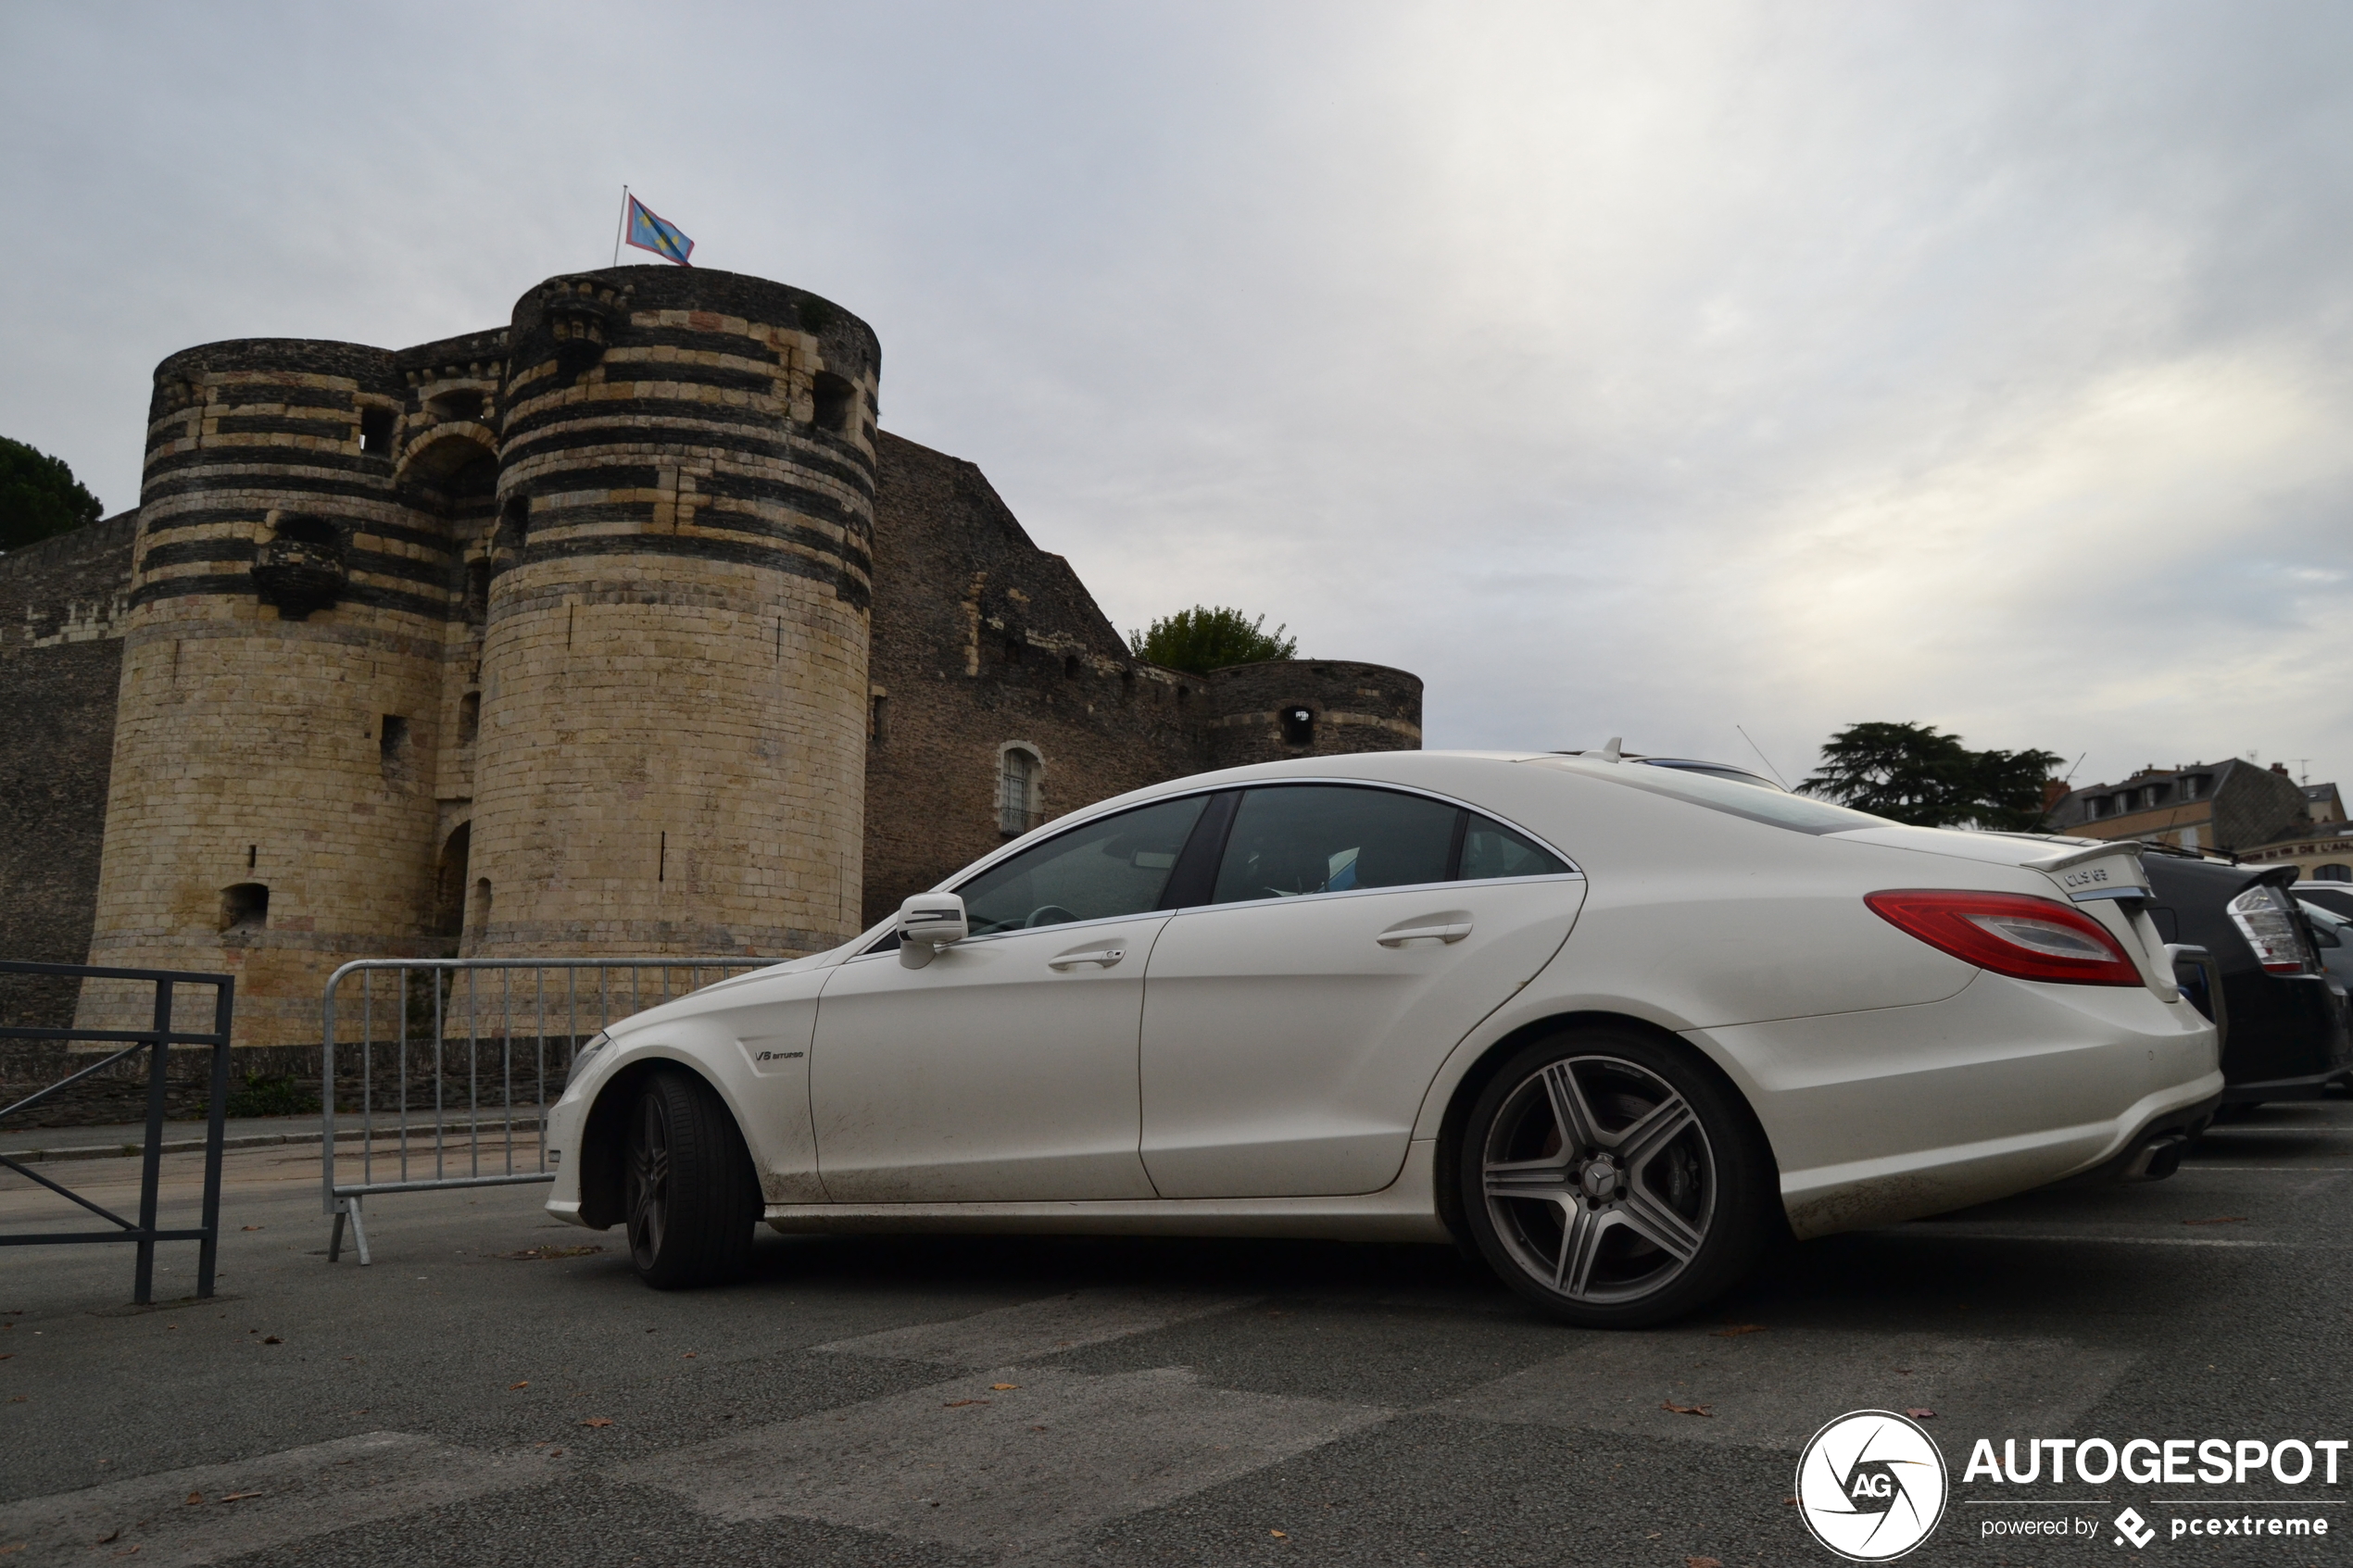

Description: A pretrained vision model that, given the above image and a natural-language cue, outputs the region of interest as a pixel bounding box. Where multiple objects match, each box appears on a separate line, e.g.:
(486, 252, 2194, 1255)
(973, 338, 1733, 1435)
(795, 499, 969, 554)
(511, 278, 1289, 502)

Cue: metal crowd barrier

(0, 960, 234, 1304)
(320, 957, 767, 1264)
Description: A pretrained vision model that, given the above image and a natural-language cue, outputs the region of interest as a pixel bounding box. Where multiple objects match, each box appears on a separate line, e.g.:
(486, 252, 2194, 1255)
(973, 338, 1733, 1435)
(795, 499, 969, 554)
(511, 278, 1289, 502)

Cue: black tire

(624, 1068, 761, 1290)
(1458, 1028, 1774, 1328)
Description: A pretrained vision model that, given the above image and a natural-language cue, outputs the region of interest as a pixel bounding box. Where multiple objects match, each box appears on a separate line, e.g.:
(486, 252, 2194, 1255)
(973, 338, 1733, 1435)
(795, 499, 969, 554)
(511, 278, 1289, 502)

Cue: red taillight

(1865, 889, 2144, 986)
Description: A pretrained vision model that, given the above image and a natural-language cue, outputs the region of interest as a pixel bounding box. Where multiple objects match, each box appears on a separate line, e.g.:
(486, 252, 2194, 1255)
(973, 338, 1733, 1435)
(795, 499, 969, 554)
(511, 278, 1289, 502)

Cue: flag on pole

(623, 194, 694, 266)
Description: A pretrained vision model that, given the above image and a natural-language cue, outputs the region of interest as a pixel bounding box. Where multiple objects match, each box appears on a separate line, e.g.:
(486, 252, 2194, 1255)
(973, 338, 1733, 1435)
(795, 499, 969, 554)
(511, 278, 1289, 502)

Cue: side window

(1459, 813, 1571, 881)
(1212, 785, 1457, 904)
(959, 795, 1209, 936)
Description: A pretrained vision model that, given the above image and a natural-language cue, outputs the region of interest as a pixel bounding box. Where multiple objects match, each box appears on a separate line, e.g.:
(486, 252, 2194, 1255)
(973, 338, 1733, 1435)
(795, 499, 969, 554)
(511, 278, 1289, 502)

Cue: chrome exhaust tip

(2121, 1133, 2188, 1182)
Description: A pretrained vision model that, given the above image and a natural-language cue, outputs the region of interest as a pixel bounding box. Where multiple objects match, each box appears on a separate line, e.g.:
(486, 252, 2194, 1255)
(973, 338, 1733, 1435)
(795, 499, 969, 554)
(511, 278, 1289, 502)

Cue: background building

(2045, 759, 2311, 856)
(0, 266, 1420, 1046)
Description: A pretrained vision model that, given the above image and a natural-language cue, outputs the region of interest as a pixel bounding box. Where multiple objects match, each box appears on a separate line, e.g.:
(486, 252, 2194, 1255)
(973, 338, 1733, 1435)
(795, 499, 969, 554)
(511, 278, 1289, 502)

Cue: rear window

(1577, 761, 1893, 835)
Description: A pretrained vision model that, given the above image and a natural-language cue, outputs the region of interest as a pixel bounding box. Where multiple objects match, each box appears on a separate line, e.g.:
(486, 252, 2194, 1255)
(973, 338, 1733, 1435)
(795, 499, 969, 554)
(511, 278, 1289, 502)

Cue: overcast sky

(6, 1, 2349, 794)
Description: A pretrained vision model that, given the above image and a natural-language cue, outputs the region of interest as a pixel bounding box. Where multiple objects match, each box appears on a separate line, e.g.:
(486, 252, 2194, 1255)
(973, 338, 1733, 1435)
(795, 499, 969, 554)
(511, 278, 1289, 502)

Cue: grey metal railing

(320, 957, 768, 1264)
(0, 960, 233, 1304)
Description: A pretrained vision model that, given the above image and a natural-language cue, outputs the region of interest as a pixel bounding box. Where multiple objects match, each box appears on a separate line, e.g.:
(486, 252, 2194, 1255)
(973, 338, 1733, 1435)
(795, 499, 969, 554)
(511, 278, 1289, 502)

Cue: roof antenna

(1599, 736, 1623, 762)
(2061, 751, 2087, 784)
(1734, 724, 1790, 790)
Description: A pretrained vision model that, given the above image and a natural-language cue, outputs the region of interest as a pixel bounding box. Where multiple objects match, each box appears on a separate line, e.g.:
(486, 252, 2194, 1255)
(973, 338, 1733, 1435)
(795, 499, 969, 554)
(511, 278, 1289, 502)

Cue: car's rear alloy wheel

(1462, 1030, 1772, 1327)
(624, 1068, 761, 1290)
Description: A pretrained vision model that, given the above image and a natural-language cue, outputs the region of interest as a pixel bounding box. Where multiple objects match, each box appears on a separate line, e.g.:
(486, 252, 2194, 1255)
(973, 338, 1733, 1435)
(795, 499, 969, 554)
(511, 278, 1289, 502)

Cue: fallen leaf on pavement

(2184, 1216, 2247, 1225)
(183, 1493, 203, 1506)
(509, 1382, 529, 1390)
(990, 1384, 1019, 1391)
(1711, 1324, 1764, 1337)
(943, 1399, 990, 1408)
(1783, 1497, 1798, 1506)
(1662, 1400, 1713, 1417)
(1906, 1408, 1936, 1419)
(579, 1418, 613, 1428)
(219, 1493, 261, 1503)
(1687, 1558, 1723, 1568)
(260, 1336, 282, 1345)
(682, 1352, 697, 1359)
(1270, 1529, 1287, 1537)
(96, 1531, 120, 1545)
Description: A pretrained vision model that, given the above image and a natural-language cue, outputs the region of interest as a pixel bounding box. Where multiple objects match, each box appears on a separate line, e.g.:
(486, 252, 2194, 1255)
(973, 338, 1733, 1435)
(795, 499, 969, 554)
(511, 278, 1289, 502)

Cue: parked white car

(545, 751, 2221, 1326)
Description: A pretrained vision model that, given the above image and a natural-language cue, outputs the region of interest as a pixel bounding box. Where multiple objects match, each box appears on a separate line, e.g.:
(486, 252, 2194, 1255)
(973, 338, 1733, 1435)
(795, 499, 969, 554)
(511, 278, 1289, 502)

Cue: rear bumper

(2063, 1091, 2222, 1184)
(1692, 972, 2221, 1239)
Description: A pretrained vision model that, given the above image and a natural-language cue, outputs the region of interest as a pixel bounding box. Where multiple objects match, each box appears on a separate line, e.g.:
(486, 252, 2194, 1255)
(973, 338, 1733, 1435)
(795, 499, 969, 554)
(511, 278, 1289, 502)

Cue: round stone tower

(466, 267, 879, 957)
(78, 339, 459, 1044)
(1206, 660, 1424, 768)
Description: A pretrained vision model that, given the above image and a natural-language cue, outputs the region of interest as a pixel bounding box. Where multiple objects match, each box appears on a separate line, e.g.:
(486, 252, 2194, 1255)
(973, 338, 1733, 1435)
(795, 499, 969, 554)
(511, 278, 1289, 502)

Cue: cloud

(5, 0, 2350, 792)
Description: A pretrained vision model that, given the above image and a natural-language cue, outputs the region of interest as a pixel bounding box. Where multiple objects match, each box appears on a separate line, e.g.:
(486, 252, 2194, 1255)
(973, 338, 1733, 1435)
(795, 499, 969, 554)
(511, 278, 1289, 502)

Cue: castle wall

(3, 264, 1428, 1076)
(860, 433, 1214, 926)
(470, 269, 880, 957)
(0, 512, 136, 1027)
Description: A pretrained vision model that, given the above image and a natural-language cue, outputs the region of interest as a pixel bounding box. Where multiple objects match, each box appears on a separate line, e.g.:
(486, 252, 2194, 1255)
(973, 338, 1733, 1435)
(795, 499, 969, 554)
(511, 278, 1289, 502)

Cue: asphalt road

(3, 1102, 2351, 1567)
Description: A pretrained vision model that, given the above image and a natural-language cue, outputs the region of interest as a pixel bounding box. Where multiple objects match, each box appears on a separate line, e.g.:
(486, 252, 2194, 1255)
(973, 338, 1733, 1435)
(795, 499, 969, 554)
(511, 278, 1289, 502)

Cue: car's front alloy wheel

(1461, 1030, 1772, 1327)
(623, 1068, 761, 1290)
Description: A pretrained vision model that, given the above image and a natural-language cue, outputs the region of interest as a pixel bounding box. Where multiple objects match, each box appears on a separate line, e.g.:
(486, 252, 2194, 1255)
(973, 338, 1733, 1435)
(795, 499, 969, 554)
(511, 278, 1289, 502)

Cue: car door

(811, 793, 1209, 1202)
(1139, 784, 1587, 1198)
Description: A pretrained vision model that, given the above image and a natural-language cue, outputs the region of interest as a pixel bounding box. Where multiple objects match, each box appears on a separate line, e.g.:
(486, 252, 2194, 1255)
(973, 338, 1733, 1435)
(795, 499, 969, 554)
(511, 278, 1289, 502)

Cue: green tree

(0, 437, 103, 552)
(1129, 606, 1298, 674)
(1800, 721, 2064, 831)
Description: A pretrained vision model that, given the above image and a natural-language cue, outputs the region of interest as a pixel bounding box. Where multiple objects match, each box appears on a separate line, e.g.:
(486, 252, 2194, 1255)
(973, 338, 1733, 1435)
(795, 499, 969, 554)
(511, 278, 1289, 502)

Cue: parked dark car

(2292, 894, 2353, 997)
(2144, 856, 2351, 1107)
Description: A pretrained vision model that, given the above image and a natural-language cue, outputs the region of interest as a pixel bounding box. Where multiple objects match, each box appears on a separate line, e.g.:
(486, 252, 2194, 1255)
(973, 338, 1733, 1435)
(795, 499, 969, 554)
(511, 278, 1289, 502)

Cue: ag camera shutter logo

(1795, 1410, 1949, 1561)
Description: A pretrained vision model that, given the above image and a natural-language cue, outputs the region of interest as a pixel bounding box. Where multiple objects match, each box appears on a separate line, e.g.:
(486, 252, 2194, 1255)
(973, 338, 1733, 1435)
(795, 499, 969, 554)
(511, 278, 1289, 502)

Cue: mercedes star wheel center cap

(1580, 1154, 1619, 1199)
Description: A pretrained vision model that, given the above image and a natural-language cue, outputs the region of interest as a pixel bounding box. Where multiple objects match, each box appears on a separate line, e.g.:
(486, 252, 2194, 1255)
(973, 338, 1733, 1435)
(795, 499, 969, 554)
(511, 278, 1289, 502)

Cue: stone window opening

(1280, 705, 1316, 748)
(220, 883, 269, 934)
(470, 877, 493, 939)
(1004, 633, 1025, 664)
(812, 371, 855, 434)
(458, 693, 481, 747)
(465, 557, 492, 626)
(359, 407, 396, 456)
(379, 714, 413, 779)
(434, 823, 472, 941)
(1063, 655, 1082, 681)
(246, 845, 257, 871)
(999, 745, 1044, 837)
(870, 693, 888, 745)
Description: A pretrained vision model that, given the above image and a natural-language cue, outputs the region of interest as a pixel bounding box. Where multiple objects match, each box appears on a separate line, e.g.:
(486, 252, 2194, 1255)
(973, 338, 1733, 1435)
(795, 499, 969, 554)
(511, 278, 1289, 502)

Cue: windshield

(1575, 760, 1894, 834)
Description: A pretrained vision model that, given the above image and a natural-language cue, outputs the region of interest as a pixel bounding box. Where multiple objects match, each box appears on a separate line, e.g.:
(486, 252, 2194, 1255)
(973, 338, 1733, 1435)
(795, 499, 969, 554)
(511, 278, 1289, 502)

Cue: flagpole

(611, 185, 629, 269)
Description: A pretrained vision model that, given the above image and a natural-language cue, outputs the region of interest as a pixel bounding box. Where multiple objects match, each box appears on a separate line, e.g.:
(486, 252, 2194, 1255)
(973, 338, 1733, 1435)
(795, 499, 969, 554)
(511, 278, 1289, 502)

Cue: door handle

(1378, 922, 1472, 947)
(1049, 946, 1127, 971)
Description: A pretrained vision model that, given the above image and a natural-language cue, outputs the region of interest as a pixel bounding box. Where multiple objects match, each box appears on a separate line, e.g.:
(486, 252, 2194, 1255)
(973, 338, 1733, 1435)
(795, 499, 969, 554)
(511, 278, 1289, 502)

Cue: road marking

(0, 1431, 563, 1567)
(1889, 1229, 2294, 1248)
(815, 1286, 1254, 1368)
(617, 1362, 1384, 1554)
(1438, 1329, 2132, 1451)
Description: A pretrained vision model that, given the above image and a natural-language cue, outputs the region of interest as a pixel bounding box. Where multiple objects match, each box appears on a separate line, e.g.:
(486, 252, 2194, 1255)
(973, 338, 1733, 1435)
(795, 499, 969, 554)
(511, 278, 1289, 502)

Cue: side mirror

(897, 892, 969, 969)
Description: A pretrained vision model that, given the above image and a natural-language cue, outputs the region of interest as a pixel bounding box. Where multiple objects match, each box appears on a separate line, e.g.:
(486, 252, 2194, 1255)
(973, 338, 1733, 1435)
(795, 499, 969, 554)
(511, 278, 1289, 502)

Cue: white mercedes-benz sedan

(543, 751, 2221, 1326)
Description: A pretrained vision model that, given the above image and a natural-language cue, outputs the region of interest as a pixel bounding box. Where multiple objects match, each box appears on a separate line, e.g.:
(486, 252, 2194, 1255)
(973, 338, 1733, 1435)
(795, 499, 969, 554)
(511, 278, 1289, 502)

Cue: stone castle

(0, 266, 1420, 1047)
